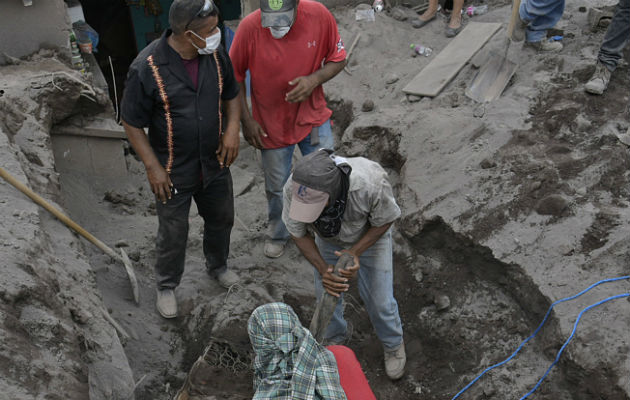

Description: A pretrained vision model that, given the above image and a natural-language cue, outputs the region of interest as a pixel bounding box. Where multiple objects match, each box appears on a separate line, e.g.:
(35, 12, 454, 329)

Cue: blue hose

(519, 293, 629, 399)
(451, 276, 630, 400)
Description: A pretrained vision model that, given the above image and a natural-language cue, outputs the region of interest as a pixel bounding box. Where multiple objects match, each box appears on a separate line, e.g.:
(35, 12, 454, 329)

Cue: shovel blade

(466, 51, 518, 103)
(119, 248, 140, 304)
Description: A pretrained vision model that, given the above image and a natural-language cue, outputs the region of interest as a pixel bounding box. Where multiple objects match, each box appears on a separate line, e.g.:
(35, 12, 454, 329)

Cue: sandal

(445, 24, 463, 37)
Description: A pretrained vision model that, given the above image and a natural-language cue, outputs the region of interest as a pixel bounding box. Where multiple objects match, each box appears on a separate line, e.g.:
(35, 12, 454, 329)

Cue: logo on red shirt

(307, 40, 317, 48)
(337, 38, 344, 53)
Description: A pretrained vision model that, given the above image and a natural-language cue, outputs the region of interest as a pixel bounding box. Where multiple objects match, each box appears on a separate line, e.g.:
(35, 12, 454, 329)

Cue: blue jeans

(598, 0, 630, 71)
(314, 231, 404, 350)
(260, 120, 334, 243)
(520, 0, 565, 43)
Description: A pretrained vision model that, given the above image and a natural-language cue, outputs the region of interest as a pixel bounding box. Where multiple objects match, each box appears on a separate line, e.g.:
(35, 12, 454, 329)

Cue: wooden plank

(403, 22, 501, 97)
(51, 126, 126, 139)
(51, 115, 126, 139)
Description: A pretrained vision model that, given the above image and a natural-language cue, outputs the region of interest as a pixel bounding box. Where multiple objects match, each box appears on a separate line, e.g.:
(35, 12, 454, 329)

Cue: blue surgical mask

(189, 29, 221, 55)
(269, 26, 290, 39)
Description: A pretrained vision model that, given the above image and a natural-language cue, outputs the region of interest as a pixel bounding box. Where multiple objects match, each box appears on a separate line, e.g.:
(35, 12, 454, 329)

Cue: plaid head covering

(248, 303, 347, 400)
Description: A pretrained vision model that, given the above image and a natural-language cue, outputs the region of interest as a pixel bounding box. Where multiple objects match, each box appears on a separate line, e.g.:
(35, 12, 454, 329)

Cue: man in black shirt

(121, 0, 241, 318)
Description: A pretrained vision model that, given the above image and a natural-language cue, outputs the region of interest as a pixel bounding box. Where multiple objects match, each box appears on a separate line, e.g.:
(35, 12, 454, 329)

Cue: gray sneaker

(264, 240, 285, 258)
(215, 269, 239, 288)
(526, 39, 563, 52)
(384, 340, 406, 380)
(156, 289, 177, 319)
(585, 62, 612, 95)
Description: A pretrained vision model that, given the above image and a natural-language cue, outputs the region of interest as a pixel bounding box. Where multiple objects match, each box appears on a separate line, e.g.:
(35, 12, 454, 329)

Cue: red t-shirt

(327, 345, 377, 400)
(229, 0, 347, 149)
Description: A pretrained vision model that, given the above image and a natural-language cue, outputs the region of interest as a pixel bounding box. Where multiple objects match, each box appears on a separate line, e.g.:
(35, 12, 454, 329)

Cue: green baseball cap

(260, 0, 296, 27)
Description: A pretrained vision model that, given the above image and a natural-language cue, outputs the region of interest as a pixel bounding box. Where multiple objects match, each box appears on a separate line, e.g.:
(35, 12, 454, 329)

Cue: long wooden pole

(344, 33, 362, 75)
(0, 167, 139, 303)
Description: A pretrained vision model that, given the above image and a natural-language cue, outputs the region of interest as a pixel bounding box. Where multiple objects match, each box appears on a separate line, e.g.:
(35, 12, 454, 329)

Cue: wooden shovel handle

(507, 0, 522, 40)
(0, 167, 119, 260)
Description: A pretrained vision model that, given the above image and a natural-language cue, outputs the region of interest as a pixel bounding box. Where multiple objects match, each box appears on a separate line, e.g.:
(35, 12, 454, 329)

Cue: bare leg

(448, 0, 464, 28)
(419, 0, 439, 21)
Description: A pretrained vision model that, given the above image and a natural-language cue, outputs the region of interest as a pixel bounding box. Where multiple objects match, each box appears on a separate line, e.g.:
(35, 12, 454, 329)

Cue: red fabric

(327, 345, 377, 400)
(229, 0, 347, 149)
(181, 57, 200, 89)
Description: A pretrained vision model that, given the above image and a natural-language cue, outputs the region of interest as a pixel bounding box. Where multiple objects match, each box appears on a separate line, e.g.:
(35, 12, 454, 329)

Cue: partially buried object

(362, 99, 375, 112)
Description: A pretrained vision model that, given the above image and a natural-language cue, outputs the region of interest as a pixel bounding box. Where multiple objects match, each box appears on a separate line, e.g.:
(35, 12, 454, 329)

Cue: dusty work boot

(525, 39, 563, 52)
(215, 269, 239, 288)
(384, 340, 406, 380)
(264, 240, 285, 258)
(584, 62, 612, 95)
(156, 289, 177, 319)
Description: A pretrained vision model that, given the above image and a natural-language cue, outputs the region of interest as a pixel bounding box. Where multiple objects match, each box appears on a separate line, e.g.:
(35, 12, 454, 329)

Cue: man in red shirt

(229, 0, 347, 258)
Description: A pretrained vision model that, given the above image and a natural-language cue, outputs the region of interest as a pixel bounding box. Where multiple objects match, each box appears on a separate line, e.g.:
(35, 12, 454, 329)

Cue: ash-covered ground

(1, 0, 629, 399)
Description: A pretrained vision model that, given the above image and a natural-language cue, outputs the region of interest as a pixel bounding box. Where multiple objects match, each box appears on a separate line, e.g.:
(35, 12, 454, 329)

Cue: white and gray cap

(289, 149, 344, 223)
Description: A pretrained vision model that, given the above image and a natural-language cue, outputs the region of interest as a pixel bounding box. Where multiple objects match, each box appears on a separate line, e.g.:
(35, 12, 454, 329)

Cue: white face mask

(189, 29, 221, 54)
(269, 26, 290, 39)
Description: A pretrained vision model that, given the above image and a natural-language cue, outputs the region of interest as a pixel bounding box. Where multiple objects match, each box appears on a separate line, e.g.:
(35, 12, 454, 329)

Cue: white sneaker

(156, 289, 177, 319)
(585, 62, 612, 95)
(215, 269, 239, 288)
(264, 240, 285, 258)
(384, 340, 406, 380)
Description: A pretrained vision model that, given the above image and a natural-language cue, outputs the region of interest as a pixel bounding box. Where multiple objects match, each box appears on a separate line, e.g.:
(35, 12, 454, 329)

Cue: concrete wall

(0, 0, 70, 60)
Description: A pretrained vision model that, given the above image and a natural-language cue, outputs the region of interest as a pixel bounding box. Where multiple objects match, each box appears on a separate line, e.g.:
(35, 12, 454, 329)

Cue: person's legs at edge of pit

(314, 231, 406, 380)
(445, 0, 465, 38)
(154, 182, 195, 319)
(354, 230, 405, 380)
(412, 0, 439, 28)
(260, 145, 295, 258)
(585, 0, 630, 95)
(520, 0, 565, 52)
(194, 169, 239, 288)
(260, 120, 335, 259)
(412, 0, 464, 37)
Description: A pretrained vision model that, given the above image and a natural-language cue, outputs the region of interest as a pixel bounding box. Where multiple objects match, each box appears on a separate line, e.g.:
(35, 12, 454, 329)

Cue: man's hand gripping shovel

(309, 252, 355, 343)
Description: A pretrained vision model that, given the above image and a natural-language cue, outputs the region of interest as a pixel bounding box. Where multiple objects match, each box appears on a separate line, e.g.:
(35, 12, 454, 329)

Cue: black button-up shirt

(121, 29, 239, 188)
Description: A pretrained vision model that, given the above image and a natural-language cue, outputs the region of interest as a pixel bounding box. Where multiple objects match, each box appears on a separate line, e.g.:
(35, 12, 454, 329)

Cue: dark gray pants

(154, 169, 234, 289)
(599, 0, 630, 71)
